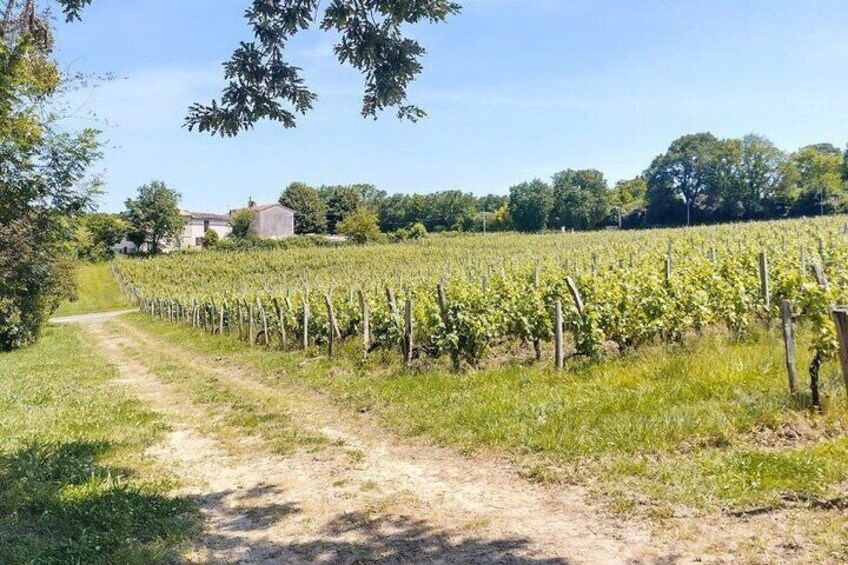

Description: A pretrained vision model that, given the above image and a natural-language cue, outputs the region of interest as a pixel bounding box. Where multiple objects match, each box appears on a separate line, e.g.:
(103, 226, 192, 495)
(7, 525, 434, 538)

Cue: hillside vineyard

(113, 217, 848, 372)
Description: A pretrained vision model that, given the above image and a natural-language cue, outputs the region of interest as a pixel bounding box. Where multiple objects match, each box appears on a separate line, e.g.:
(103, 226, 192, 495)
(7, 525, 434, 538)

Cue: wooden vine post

(237, 301, 244, 339)
(302, 298, 309, 350)
(830, 307, 848, 404)
(359, 290, 370, 355)
(779, 300, 798, 394)
(758, 251, 771, 326)
(437, 281, 460, 371)
(273, 297, 287, 349)
(385, 286, 398, 317)
(404, 298, 413, 366)
(554, 299, 564, 370)
(809, 263, 829, 408)
(325, 293, 337, 358)
(247, 300, 255, 345)
(258, 298, 269, 347)
(565, 277, 585, 319)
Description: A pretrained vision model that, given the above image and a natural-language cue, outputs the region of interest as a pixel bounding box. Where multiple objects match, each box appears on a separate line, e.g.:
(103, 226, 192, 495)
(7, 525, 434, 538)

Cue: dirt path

(50, 309, 137, 325)
(84, 317, 685, 564)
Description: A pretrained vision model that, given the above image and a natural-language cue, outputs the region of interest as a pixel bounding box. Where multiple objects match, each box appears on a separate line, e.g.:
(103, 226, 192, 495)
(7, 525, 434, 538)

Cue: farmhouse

(114, 202, 296, 253)
(230, 202, 296, 240)
(179, 210, 232, 249)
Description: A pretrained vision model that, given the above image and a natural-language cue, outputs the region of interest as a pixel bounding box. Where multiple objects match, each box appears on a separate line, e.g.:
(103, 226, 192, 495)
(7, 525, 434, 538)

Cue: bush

(337, 208, 382, 244)
(1, 218, 77, 350)
(201, 229, 220, 248)
(408, 222, 427, 239)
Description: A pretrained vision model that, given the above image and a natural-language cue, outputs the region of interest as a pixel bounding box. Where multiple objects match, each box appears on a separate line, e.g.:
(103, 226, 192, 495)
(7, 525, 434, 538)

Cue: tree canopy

(56, 0, 461, 136)
(123, 181, 184, 253)
(0, 1, 103, 349)
(508, 180, 553, 233)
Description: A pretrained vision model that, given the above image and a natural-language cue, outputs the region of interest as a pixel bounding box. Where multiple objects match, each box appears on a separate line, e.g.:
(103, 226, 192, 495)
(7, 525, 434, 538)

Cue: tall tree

(319, 185, 365, 234)
(785, 145, 847, 216)
(0, 2, 103, 349)
(646, 133, 720, 226)
(609, 177, 647, 212)
(377, 193, 413, 232)
(550, 169, 609, 230)
(508, 180, 553, 233)
(843, 144, 848, 183)
(122, 181, 184, 253)
(478, 194, 508, 212)
(425, 190, 478, 231)
(75, 213, 129, 260)
(280, 182, 327, 234)
(59, 0, 461, 135)
(708, 135, 785, 221)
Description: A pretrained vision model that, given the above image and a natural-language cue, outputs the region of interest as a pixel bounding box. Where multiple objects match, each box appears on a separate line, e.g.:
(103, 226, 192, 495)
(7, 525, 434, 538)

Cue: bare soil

(81, 317, 842, 564)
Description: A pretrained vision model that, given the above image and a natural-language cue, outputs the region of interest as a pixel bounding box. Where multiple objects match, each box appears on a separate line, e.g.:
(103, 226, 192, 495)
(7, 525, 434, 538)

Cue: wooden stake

(565, 277, 585, 319)
(758, 251, 771, 325)
(359, 290, 370, 354)
(554, 299, 564, 370)
(302, 298, 309, 350)
(273, 297, 286, 349)
(258, 298, 269, 347)
(325, 294, 336, 358)
(779, 300, 798, 394)
(404, 298, 413, 366)
(830, 307, 848, 403)
(385, 286, 398, 317)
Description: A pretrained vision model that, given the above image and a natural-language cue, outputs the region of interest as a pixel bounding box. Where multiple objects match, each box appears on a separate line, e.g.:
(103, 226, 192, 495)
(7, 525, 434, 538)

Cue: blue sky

(54, 0, 848, 213)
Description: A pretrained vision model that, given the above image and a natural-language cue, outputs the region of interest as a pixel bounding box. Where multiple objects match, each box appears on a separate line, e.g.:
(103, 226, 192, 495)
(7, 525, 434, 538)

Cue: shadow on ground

(0, 440, 199, 564)
(0, 441, 682, 564)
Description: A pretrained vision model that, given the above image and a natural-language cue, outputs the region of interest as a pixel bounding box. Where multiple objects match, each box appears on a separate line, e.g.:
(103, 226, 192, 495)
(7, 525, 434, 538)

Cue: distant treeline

(282, 133, 848, 234)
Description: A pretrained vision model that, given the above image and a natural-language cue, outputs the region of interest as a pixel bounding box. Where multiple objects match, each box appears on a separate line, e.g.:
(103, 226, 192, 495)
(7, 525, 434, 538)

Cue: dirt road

(69, 313, 687, 564)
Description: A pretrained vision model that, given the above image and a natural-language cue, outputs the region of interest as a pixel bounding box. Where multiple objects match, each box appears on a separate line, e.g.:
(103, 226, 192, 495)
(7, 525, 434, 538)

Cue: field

(115, 216, 848, 374)
(9, 217, 848, 562)
(0, 325, 198, 563)
(54, 263, 130, 317)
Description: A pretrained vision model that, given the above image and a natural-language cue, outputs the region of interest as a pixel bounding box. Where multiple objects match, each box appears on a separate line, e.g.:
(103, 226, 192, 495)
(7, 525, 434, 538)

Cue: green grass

(54, 263, 129, 317)
(127, 314, 848, 514)
(0, 325, 199, 564)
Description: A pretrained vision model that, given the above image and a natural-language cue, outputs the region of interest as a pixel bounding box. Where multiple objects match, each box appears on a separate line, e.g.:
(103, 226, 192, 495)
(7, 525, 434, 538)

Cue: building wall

(256, 207, 295, 239)
(180, 218, 232, 249)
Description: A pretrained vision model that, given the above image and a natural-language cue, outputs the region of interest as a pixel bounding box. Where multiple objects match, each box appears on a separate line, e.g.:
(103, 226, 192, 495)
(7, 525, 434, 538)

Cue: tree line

(279, 133, 848, 237)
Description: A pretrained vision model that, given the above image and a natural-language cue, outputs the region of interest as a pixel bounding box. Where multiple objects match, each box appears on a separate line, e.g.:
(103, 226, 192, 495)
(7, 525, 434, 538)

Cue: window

(203, 219, 210, 232)
(195, 237, 203, 247)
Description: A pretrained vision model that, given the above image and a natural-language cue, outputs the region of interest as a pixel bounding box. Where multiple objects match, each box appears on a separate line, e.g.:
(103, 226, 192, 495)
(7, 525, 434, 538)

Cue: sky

(53, 0, 848, 213)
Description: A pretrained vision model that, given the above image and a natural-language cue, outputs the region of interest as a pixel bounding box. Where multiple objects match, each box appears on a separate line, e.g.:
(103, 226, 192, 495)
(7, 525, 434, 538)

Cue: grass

(108, 323, 328, 456)
(0, 325, 199, 564)
(54, 263, 129, 317)
(126, 314, 848, 516)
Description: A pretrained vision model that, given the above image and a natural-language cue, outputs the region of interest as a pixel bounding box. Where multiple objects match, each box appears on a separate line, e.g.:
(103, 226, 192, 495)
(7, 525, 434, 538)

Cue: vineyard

(114, 217, 848, 399)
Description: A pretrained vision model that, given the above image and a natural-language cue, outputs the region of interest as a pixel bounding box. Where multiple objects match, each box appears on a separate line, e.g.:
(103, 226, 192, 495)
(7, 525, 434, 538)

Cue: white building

(113, 205, 296, 254)
(230, 203, 296, 239)
(178, 210, 232, 249)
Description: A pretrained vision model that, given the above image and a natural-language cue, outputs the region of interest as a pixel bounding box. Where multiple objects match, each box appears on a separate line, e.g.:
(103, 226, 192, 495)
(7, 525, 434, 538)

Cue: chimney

(248, 196, 256, 208)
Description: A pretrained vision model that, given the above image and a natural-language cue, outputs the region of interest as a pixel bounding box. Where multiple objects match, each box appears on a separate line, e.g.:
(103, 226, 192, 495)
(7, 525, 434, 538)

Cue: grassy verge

(0, 325, 199, 564)
(126, 315, 848, 513)
(54, 263, 129, 317)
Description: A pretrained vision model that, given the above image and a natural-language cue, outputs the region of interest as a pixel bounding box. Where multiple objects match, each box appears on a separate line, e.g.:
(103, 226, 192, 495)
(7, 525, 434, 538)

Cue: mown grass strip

(55, 263, 129, 317)
(125, 313, 848, 512)
(0, 325, 199, 564)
